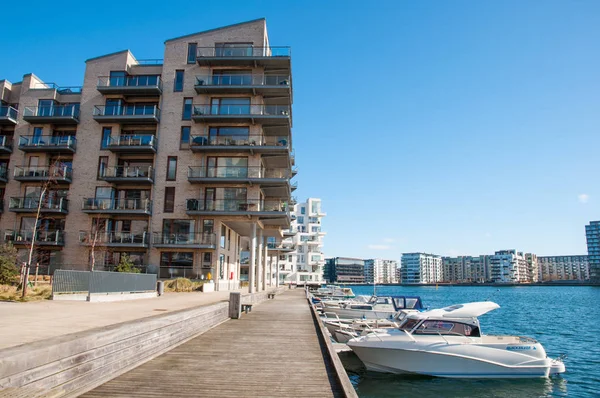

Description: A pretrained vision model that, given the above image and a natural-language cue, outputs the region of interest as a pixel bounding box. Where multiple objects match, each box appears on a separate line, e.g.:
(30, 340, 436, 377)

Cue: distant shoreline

(337, 282, 600, 287)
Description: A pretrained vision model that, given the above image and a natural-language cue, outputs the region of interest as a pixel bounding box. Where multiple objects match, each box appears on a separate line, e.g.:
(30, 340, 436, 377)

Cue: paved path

(82, 289, 343, 398)
(0, 288, 247, 350)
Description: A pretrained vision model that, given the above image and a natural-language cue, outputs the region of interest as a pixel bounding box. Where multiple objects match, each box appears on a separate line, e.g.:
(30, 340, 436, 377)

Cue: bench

(267, 293, 276, 299)
(241, 304, 253, 314)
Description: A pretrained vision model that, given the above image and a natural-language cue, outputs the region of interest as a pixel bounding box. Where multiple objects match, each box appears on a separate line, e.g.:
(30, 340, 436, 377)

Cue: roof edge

(86, 49, 130, 63)
(165, 18, 266, 43)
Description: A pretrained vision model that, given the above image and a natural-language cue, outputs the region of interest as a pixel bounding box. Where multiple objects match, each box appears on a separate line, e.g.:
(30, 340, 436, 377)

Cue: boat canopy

(409, 301, 500, 320)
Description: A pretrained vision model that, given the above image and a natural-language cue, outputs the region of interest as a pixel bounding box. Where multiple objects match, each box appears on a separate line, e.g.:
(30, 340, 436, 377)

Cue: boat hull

(322, 307, 396, 320)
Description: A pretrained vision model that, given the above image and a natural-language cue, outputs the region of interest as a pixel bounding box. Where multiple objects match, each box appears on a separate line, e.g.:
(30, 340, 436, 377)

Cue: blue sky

(2, 1, 599, 259)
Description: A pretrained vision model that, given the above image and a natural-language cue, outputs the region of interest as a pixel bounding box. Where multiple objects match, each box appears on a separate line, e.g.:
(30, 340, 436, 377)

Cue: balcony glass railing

(82, 198, 151, 212)
(30, 83, 82, 94)
(197, 46, 291, 58)
(0, 136, 13, 149)
(93, 104, 160, 117)
(0, 106, 18, 119)
(13, 165, 72, 180)
(97, 75, 162, 89)
(0, 167, 7, 180)
(192, 104, 290, 117)
(186, 198, 289, 212)
(188, 166, 290, 179)
(107, 134, 156, 148)
(195, 74, 290, 86)
(100, 166, 154, 179)
(4, 229, 64, 244)
(78, 231, 148, 245)
(23, 105, 80, 118)
(152, 232, 215, 246)
(19, 135, 76, 149)
(9, 197, 69, 212)
(267, 242, 295, 250)
(190, 135, 288, 147)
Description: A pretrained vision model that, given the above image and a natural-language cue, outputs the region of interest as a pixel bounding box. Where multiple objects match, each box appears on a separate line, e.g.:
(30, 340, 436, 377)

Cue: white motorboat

(347, 301, 566, 378)
(322, 296, 424, 320)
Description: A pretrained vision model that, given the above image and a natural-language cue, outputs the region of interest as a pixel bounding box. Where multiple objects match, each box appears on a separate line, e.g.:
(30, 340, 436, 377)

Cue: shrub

(0, 244, 19, 285)
(114, 254, 141, 273)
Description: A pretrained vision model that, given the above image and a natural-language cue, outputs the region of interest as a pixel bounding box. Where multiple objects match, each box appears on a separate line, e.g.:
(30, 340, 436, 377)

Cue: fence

(52, 269, 157, 297)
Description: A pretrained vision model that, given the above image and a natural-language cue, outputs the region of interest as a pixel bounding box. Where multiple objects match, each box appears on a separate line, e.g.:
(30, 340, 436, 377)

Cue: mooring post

(229, 292, 242, 319)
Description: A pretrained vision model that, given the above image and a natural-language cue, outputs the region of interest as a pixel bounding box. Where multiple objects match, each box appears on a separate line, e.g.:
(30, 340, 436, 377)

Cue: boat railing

(360, 323, 385, 342)
(321, 311, 342, 321)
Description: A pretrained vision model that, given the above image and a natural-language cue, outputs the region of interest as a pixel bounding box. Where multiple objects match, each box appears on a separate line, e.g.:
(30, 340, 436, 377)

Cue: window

(203, 219, 214, 234)
(208, 126, 249, 145)
(167, 156, 177, 180)
(32, 127, 43, 144)
(180, 126, 190, 149)
(97, 156, 108, 179)
(220, 225, 226, 248)
(160, 252, 194, 279)
(164, 187, 175, 213)
(187, 43, 197, 64)
(101, 127, 111, 149)
(210, 98, 250, 115)
(182, 98, 192, 120)
(298, 216, 304, 224)
(174, 70, 184, 92)
(227, 229, 231, 250)
(300, 207, 305, 215)
(215, 42, 253, 57)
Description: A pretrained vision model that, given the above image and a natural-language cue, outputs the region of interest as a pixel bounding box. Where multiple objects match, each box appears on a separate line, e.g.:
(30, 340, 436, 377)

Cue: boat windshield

(413, 320, 480, 337)
(398, 318, 421, 331)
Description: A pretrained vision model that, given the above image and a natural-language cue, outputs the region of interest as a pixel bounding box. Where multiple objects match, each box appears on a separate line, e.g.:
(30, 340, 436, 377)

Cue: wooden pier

(81, 289, 348, 397)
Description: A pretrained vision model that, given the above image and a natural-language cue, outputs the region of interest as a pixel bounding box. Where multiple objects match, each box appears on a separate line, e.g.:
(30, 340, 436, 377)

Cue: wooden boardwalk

(81, 289, 344, 398)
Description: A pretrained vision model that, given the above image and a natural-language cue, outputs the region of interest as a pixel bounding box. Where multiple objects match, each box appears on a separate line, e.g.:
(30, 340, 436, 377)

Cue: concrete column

(276, 254, 280, 286)
(249, 223, 256, 294)
(262, 244, 268, 291)
(257, 229, 263, 292)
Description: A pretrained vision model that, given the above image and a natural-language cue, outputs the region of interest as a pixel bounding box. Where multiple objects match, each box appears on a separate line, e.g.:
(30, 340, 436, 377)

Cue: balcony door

(38, 100, 54, 116)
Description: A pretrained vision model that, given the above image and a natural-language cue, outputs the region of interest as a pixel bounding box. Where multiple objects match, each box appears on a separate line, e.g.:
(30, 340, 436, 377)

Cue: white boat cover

(410, 301, 500, 320)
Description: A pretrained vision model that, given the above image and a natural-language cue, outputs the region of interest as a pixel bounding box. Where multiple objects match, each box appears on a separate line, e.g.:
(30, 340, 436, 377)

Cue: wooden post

(34, 263, 40, 287)
(21, 264, 30, 298)
(229, 292, 242, 319)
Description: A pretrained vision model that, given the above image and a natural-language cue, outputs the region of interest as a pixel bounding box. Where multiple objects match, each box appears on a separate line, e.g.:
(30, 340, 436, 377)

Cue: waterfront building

(324, 257, 365, 283)
(401, 253, 442, 284)
(364, 259, 398, 284)
(489, 250, 534, 283)
(538, 255, 589, 281)
(585, 221, 600, 282)
(0, 19, 295, 292)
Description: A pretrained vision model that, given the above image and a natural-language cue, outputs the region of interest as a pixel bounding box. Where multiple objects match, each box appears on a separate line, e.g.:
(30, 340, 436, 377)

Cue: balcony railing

(79, 231, 149, 246)
(106, 134, 157, 152)
(267, 242, 295, 251)
(0, 136, 13, 153)
(186, 198, 289, 213)
(0, 106, 18, 124)
(152, 232, 216, 247)
(192, 104, 290, 117)
(23, 105, 80, 123)
(0, 166, 7, 182)
(18, 135, 76, 152)
(13, 166, 73, 183)
(97, 75, 162, 95)
(9, 197, 69, 213)
(4, 229, 65, 245)
(196, 46, 291, 58)
(190, 135, 289, 148)
(99, 166, 154, 184)
(194, 74, 290, 94)
(82, 198, 152, 214)
(30, 83, 82, 94)
(188, 166, 291, 180)
(93, 105, 160, 123)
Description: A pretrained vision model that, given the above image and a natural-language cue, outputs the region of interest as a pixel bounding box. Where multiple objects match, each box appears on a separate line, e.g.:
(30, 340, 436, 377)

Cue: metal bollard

(157, 280, 164, 296)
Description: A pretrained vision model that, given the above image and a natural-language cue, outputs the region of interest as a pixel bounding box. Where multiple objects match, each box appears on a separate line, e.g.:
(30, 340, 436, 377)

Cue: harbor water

(342, 285, 600, 398)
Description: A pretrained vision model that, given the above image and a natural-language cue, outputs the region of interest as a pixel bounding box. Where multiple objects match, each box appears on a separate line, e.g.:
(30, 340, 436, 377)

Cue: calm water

(342, 285, 600, 398)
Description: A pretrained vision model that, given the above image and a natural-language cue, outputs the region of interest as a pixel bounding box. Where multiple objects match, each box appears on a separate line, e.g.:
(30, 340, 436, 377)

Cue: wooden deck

(81, 289, 344, 398)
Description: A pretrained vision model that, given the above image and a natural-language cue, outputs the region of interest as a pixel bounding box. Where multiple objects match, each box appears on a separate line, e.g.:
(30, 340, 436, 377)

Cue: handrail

(19, 135, 76, 147)
(13, 165, 72, 178)
(97, 75, 162, 88)
(0, 106, 18, 119)
(82, 198, 151, 211)
(188, 166, 291, 179)
(107, 134, 156, 147)
(30, 83, 82, 93)
(192, 104, 290, 116)
(195, 74, 290, 86)
(185, 198, 289, 212)
(100, 166, 154, 179)
(197, 46, 291, 58)
(4, 229, 64, 243)
(93, 104, 160, 117)
(79, 231, 148, 245)
(190, 134, 288, 147)
(23, 105, 80, 118)
(0, 135, 13, 148)
(152, 232, 215, 245)
(9, 196, 68, 211)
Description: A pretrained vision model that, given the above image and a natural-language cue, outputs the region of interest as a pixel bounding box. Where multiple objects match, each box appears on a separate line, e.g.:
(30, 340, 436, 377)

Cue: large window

(220, 225, 226, 248)
(160, 252, 194, 279)
(210, 98, 250, 115)
(167, 156, 177, 181)
(164, 187, 175, 213)
(182, 98, 193, 120)
(206, 156, 248, 178)
(97, 156, 108, 179)
(174, 70, 184, 92)
(215, 42, 253, 57)
(101, 127, 111, 149)
(187, 43, 197, 63)
(208, 126, 249, 145)
(180, 126, 190, 149)
(212, 69, 252, 85)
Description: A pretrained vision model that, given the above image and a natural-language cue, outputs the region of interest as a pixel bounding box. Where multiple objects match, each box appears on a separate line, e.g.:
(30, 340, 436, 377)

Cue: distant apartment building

(0, 19, 295, 293)
(538, 255, 589, 281)
(364, 259, 398, 284)
(442, 255, 492, 283)
(324, 257, 365, 283)
(490, 250, 534, 283)
(586, 221, 600, 283)
(401, 253, 442, 284)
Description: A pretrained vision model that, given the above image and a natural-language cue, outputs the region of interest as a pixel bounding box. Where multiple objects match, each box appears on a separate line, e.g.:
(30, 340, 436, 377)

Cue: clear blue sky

(2, 1, 599, 260)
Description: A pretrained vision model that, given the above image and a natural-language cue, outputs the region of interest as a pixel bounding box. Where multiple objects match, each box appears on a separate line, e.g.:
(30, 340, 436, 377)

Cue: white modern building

(401, 253, 442, 284)
(538, 255, 589, 281)
(489, 250, 533, 283)
(364, 259, 398, 284)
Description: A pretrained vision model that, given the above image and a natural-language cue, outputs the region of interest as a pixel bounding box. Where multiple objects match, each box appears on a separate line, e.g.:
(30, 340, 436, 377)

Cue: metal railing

(82, 198, 151, 212)
(152, 232, 216, 246)
(100, 166, 154, 179)
(79, 231, 148, 245)
(197, 46, 291, 58)
(93, 104, 160, 117)
(13, 165, 72, 179)
(192, 104, 290, 117)
(30, 83, 82, 94)
(195, 74, 290, 86)
(107, 134, 156, 149)
(52, 269, 90, 293)
(190, 134, 288, 147)
(9, 197, 69, 212)
(0, 106, 18, 119)
(23, 105, 80, 118)
(267, 242, 295, 250)
(4, 229, 64, 244)
(188, 166, 291, 179)
(19, 135, 76, 149)
(97, 75, 162, 89)
(186, 198, 289, 212)
(52, 269, 157, 294)
(136, 59, 163, 65)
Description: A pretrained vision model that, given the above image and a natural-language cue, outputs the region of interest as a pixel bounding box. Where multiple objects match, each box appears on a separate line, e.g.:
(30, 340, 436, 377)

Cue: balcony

(0, 106, 18, 125)
(9, 197, 69, 214)
(23, 105, 80, 124)
(81, 198, 152, 215)
(186, 198, 290, 218)
(13, 166, 72, 184)
(191, 104, 290, 126)
(4, 230, 65, 246)
(267, 242, 295, 252)
(79, 231, 149, 248)
(283, 228, 296, 237)
(187, 166, 290, 186)
(0, 136, 13, 154)
(194, 74, 290, 96)
(196, 46, 291, 70)
(18, 135, 76, 154)
(99, 166, 154, 185)
(0, 167, 7, 183)
(190, 135, 290, 154)
(106, 134, 157, 153)
(97, 75, 162, 96)
(93, 104, 160, 124)
(152, 232, 216, 249)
